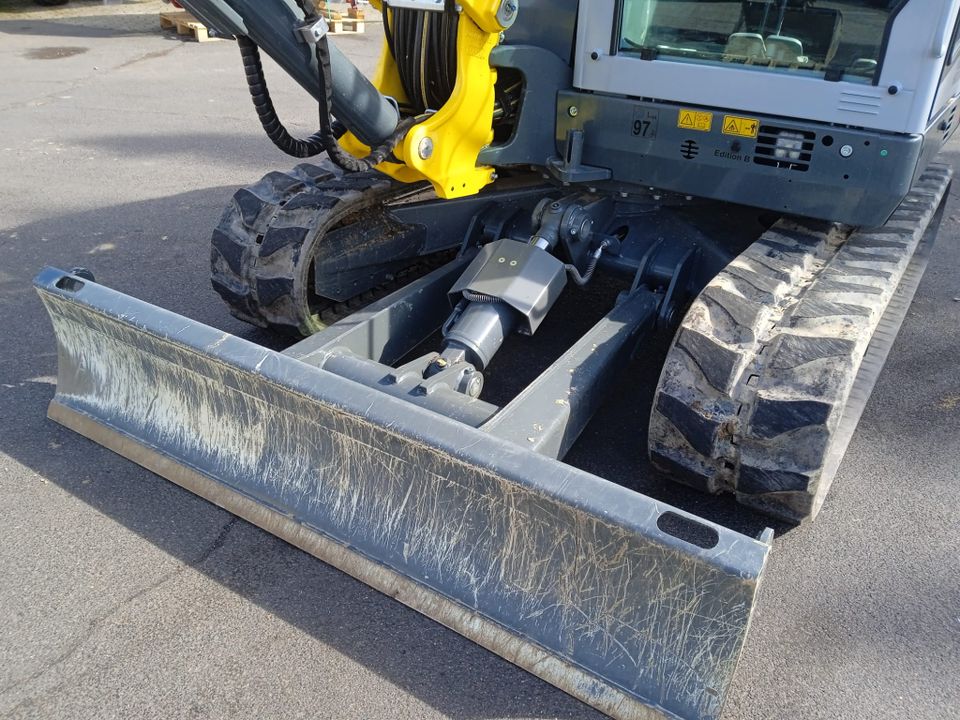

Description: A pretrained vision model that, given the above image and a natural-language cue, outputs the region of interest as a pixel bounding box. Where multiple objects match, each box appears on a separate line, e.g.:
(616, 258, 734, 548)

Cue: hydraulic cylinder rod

(179, 0, 400, 146)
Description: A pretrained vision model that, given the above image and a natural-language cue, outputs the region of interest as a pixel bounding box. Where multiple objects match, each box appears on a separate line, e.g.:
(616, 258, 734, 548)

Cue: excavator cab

(621, 0, 897, 80)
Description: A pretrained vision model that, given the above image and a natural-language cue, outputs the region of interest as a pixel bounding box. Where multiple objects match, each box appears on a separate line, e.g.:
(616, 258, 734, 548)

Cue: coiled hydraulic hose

(384, 1, 459, 114)
(238, 34, 325, 158)
(237, 34, 417, 171)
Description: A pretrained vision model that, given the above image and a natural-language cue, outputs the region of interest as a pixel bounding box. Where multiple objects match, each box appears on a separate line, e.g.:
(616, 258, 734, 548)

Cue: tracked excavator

(34, 0, 958, 717)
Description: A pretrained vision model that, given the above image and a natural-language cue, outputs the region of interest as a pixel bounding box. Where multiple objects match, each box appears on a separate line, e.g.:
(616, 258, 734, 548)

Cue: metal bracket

(295, 16, 329, 44)
(387, 353, 482, 398)
(385, 0, 454, 11)
(448, 239, 567, 336)
(547, 129, 612, 184)
(657, 247, 696, 329)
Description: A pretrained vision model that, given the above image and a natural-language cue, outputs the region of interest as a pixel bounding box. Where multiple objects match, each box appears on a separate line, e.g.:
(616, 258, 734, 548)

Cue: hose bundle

(384, 1, 460, 114)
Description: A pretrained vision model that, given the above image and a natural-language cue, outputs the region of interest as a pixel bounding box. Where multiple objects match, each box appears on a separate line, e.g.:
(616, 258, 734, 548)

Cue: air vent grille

(837, 91, 882, 117)
(753, 125, 816, 172)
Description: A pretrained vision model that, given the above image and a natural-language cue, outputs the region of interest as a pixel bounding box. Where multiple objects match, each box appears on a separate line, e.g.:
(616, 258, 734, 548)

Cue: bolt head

(568, 106, 579, 117)
(467, 375, 483, 397)
(497, 0, 519, 27)
(418, 137, 434, 160)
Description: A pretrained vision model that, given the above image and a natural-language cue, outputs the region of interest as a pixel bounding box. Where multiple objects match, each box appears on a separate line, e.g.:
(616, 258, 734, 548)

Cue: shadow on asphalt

(1, 184, 787, 719)
(0, 16, 162, 38)
(71, 132, 310, 169)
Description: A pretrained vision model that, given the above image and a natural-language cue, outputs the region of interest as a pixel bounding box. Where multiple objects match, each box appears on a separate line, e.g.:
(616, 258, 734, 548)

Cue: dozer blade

(34, 268, 771, 720)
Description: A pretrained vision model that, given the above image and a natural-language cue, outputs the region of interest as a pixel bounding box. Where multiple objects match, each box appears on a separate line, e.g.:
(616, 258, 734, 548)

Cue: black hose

(237, 34, 417, 170)
(566, 240, 612, 287)
(313, 32, 418, 172)
(238, 35, 325, 158)
(383, 4, 459, 115)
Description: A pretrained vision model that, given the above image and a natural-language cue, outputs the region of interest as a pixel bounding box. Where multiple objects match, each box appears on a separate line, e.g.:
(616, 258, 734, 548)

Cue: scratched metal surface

(35, 270, 769, 720)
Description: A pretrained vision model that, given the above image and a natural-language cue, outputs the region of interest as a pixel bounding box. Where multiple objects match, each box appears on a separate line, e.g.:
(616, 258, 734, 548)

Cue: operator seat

(725, 32, 766, 59)
(766, 35, 806, 63)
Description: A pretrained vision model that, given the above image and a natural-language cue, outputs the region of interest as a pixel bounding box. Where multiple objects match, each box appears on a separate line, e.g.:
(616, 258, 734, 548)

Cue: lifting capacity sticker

(677, 109, 713, 132)
(722, 115, 760, 138)
(632, 108, 659, 138)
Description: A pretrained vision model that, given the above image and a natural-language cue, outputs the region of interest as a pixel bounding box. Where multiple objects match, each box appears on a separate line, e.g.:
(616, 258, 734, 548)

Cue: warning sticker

(677, 109, 713, 132)
(722, 115, 760, 138)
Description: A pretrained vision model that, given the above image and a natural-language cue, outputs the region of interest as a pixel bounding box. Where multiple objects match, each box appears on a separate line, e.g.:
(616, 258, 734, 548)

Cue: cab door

(931, 2, 960, 122)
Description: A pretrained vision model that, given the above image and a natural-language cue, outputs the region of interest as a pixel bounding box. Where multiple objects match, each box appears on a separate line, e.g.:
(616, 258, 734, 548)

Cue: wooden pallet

(327, 17, 365, 34)
(159, 11, 217, 43)
(316, 5, 365, 34)
(317, 0, 367, 30)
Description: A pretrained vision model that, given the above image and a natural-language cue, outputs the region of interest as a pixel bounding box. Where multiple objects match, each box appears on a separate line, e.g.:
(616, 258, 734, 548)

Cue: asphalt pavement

(1, 4, 958, 720)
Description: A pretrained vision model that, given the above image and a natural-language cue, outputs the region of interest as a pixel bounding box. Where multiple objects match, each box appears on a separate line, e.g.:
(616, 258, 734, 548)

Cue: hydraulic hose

(565, 240, 612, 287)
(238, 34, 325, 158)
(312, 32, 419, 172)
(237, 34, 418, 170)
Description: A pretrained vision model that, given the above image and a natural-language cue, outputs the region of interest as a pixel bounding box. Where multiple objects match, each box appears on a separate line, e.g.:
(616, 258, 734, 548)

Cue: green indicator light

(880, 149, 889, 157)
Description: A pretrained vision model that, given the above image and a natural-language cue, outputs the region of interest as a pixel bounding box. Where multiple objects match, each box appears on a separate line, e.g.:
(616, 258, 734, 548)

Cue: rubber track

(649, 163, 952, 523)
(210, 159, 432, 336)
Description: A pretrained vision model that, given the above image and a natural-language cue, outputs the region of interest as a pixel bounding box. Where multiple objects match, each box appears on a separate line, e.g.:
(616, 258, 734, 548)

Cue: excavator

(33, 1, 958, 718)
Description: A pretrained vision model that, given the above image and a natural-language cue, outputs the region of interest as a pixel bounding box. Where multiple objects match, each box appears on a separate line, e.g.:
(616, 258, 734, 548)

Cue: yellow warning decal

(677, 109, 713, 132)
(722, 115, 760, 138)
